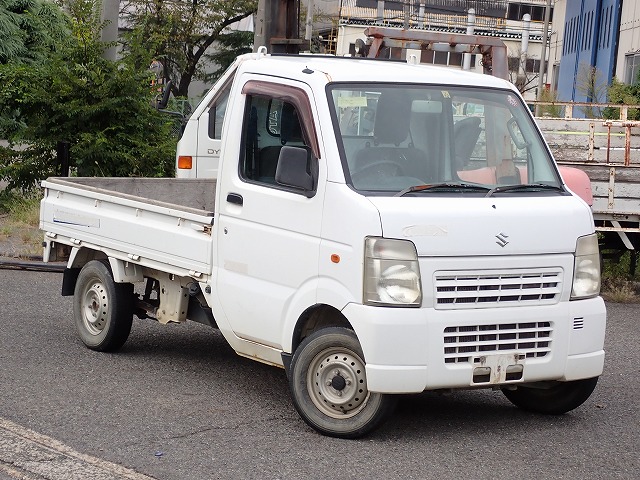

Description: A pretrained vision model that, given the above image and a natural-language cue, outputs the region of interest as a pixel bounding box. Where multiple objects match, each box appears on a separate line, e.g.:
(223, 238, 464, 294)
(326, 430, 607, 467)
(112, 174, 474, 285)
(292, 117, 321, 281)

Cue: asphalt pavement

(0, 270, 638, 479)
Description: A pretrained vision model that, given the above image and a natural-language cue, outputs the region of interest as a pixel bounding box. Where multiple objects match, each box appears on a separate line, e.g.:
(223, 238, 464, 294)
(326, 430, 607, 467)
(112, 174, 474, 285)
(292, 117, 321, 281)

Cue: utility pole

(254, 0, 303, 54)
(100, 0, 119, 61)
(536, 0, 552, 114)
(518, 13, 531, 91)
(462, 8, 475, 71)
(377, 1, 385, 24)
(417, 2, 425, 29)
(305, 0, 315, 42)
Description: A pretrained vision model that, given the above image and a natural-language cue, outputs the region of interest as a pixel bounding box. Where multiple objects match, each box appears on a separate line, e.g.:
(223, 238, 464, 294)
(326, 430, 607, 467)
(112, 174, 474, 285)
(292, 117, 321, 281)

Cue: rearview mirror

(411, 100, 442, 113)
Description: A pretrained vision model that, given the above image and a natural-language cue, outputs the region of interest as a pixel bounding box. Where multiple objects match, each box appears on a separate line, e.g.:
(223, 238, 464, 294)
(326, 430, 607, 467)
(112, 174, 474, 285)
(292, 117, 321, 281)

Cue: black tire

(289, 327, 397, 439)
(73, 260, 134, 352)
(502, 377, 599, 415)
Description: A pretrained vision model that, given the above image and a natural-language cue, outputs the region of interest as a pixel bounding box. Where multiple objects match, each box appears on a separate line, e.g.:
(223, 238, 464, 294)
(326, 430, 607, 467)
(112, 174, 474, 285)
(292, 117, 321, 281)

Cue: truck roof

(188, 51, 518, 119)
(240, 52, 515, 91)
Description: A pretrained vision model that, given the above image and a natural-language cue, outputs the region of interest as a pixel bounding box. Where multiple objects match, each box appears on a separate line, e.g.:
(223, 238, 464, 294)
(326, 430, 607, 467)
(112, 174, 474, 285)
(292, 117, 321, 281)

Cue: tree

(606, 77, 640, 121)
(202, 30, 253, 84)
(507, 52, 540, 96)
(535, 88, 562, 117)
(121, 0, 257, 98)
(0, 0, 70, 64)
(575, 63, 608, 118)
(0, 0, 177, 191)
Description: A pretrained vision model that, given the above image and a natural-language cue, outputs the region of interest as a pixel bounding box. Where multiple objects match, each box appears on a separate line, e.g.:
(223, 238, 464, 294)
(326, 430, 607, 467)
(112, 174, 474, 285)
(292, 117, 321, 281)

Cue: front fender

(280, 276, 357, 353)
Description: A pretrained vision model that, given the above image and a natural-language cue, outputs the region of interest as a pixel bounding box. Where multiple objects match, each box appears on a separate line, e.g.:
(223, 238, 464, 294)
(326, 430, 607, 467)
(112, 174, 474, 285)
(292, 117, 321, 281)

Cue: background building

(329, 1, 554, 101)
(548, 0, 640, 105)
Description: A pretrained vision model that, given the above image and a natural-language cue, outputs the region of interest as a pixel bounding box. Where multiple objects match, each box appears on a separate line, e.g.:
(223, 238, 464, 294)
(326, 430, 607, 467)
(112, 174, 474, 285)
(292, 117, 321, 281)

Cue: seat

(352, 90, 426, 184)
(453, 117, 482, 168)
(256, 103, 306, 184)
(257, 145, 281, 183)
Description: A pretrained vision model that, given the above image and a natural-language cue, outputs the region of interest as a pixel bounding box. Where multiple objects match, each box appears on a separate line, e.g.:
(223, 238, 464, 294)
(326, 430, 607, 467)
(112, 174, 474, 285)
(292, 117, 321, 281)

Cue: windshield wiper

(395, 182, 491, 197)
(485, 183, 565, 197)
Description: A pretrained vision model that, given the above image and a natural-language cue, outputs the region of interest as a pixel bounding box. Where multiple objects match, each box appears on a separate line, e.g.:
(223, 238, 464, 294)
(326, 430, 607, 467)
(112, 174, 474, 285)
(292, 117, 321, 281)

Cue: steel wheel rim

(82, 280, 109, 336)
(307, 347, 370, 419)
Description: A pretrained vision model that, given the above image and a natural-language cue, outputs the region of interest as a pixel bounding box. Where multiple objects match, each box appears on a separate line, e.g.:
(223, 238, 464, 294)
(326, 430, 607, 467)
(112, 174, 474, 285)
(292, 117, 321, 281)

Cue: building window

(570, 17, 575, 53)
(422, 49, 475, 68)
(552, 63, 560, 92)
(603, 6, 612, 49)
(507, 3, 552, 22)
(599, 8, 605, 48)
(587, 10, 593, 50)
(508, 57, 545, 74)
(625, 54, 640, 84)
(526, 59, 544, 73)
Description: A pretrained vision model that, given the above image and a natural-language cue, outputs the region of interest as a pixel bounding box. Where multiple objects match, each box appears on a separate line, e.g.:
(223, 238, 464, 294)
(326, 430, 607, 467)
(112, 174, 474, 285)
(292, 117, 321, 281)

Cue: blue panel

(556, 0, 621, 113)
(557, 0, 586, 102)
(594, 0, 620, 90)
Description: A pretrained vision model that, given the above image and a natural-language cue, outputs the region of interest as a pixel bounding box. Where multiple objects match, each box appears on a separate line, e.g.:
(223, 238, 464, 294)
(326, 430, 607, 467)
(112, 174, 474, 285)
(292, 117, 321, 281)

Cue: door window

(240, 94, 311, 186)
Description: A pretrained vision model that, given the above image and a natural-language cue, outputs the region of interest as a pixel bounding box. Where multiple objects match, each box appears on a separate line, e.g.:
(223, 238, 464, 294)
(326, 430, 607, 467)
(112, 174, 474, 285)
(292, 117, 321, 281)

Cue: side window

(240, 94, 310, 186)
(208, 82, 232, 140)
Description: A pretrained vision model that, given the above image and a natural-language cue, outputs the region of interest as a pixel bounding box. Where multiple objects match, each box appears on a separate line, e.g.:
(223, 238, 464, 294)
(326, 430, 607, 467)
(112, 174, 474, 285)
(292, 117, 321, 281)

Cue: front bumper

(342, 296, 606, 393)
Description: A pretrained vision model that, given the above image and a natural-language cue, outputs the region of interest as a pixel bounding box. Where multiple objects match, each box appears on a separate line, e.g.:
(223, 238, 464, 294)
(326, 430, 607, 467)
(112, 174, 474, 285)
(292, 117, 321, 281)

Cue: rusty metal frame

(602, 120, 640, 167)
(363, 27, 509, 80)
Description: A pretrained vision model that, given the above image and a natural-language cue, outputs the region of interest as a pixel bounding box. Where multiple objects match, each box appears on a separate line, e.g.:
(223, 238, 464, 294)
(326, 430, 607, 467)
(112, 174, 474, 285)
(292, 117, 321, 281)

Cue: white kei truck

(41, 50, 606, 438)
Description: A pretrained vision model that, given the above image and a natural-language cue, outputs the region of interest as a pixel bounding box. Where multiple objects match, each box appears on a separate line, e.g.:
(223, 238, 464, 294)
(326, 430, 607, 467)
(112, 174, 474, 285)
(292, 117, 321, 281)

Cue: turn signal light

(178, 156, 193, 169)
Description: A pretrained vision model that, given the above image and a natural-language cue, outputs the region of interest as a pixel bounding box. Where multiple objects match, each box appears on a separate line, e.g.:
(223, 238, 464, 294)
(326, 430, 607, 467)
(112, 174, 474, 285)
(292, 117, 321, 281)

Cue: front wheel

(502, 377, 599, 415)
(73, 260, 134, 352)
(289, 327, 397, 438)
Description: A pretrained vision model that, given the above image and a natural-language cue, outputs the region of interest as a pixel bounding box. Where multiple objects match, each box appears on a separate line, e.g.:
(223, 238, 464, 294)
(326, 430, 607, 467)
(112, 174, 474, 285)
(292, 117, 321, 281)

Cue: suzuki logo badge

(496, 232, 509, 248)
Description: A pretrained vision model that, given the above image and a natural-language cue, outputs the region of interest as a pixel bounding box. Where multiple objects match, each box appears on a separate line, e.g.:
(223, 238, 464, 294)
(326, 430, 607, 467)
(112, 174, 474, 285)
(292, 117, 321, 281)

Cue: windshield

(328, 84, 563, 195)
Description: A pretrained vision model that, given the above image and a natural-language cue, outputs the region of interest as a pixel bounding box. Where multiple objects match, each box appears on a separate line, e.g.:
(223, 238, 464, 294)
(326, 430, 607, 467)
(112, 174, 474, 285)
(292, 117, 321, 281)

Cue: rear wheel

(73, 260, 133, 352)
(289, 327, 397, 438)
(502, 377, 599, 414)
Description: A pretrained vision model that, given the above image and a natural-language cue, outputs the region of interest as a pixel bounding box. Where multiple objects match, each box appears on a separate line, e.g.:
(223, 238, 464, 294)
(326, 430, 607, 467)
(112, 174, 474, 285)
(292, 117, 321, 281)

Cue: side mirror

(156, 80, 173, 110)
(275, 146, 314, 197)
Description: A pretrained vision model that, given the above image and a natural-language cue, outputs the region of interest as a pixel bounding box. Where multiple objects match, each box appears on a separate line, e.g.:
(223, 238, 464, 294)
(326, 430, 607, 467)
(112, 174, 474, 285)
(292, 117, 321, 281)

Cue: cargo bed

(39, 178, 216, 277)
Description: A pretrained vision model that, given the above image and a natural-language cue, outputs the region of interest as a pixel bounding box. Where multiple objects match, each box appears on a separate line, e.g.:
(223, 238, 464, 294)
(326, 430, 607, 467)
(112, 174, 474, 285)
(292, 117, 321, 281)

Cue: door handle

(226, 193, 243, 206)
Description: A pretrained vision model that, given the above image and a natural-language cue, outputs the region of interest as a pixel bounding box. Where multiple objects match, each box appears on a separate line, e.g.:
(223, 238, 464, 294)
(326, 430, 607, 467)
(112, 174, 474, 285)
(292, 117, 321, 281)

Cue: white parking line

(0, 418, 156, 480)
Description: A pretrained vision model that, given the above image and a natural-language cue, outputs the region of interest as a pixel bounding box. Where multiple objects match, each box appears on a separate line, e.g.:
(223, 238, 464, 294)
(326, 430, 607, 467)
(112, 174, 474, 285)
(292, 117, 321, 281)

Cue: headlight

(571, 233, 601, 299)
(364, 237, 422, 307)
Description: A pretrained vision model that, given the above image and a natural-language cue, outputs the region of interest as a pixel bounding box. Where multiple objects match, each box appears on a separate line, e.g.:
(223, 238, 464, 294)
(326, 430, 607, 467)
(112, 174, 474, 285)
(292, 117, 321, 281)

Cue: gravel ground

(0, 179, 43, 259)
(0, 216, 42, 259)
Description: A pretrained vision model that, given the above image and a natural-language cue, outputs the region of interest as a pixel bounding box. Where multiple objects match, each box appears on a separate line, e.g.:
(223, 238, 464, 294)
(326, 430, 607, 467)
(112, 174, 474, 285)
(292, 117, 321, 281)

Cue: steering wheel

(352, 161, 405, 182)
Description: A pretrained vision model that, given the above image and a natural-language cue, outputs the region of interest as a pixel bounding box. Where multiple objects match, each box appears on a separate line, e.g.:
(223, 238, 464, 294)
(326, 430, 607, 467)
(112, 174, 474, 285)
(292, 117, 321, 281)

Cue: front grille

(443, 322, 552, 364)
(434, 269, 562, 309)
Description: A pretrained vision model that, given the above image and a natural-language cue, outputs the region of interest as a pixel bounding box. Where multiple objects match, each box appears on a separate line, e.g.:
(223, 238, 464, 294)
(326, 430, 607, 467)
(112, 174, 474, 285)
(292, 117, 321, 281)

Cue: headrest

(454, 116, 481, 133)
(373, 90, 412, 145)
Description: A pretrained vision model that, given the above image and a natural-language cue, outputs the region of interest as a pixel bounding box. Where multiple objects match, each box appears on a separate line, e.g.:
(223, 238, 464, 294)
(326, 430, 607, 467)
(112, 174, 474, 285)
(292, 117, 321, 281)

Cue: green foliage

(0, 188, 42, 257)
(0, 187, 39, 217)
(538, 89, 562, 117)
(121, 0, 257, 98)
(604, 77, 640, 121)
(203, 30, 254, 84)
(0, 0, 177, 191)
(601, 250, 640, 302)
(575, 63, 607, 118)
(0, 0, 70, 64)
